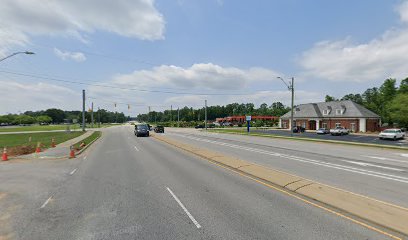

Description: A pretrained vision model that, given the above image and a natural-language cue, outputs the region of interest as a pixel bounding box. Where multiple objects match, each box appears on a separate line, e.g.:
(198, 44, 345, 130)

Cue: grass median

(0, 131, 85, 156)
(72, 131, 101, 151)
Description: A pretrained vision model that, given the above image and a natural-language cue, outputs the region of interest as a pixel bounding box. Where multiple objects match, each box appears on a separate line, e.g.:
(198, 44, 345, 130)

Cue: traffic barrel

(2, 147, 8, 161)
(51, 138, 56, 148)
(69, 146, 76, 158)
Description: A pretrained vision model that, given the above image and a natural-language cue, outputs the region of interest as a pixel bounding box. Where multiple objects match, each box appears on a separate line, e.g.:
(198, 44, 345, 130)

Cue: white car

(378, 129, 405, 140)
(330, 127, 349, 136)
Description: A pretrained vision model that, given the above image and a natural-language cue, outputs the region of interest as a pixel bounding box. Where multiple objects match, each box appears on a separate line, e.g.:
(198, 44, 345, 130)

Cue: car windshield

(383, 130, 396, 133)
(137, 125, 148, 130)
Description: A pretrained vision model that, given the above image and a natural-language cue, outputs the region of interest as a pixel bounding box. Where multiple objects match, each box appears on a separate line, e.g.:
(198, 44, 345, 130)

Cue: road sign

(246, 116, 252, 121)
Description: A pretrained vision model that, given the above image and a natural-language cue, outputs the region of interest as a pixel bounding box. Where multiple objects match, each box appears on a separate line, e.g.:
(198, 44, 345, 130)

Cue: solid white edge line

(134, 146, 140, 151)
(40, 196, 52, 209)
(166, 187, 201, 229)
(70, 168, 77, 175)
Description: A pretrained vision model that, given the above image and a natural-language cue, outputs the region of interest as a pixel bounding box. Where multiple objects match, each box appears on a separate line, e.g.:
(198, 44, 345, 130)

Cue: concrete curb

(75, 131, 102, 156)
(152, 134, 408, 236)
(209, 130, 408, 151)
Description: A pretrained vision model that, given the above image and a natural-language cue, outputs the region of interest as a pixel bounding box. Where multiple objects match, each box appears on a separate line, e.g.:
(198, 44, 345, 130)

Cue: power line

(0, 69, 252, 96)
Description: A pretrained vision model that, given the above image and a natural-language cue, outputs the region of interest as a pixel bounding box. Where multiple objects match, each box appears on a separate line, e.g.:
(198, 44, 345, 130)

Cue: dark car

(135, 124, 150, 137)
(154, 125, 164, 133)
(195, 125, 204, 129)
(292, 126, 305, 133)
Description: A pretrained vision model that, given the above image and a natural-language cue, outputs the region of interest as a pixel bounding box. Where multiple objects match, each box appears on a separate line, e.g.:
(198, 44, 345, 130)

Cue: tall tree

(399, 77, 408, 94)
(325, 95, 337, 102)
(389, 94, 408, 128)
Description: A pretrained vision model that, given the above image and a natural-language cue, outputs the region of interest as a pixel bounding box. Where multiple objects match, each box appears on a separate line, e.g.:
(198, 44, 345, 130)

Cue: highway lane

(10, 125, 394, 239)
(164, 128, 408, 208)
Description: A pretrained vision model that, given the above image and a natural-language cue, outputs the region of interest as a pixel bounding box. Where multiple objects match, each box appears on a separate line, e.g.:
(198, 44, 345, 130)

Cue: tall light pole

(0, 51, 35, 63)
(277, 76, 294, 137)
(205, 100, 208, 130)
(82, 90, 86, 132)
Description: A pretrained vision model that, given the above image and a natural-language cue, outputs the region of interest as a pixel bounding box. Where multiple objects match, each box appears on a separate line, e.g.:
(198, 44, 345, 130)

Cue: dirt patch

(6, 145, 36, 156)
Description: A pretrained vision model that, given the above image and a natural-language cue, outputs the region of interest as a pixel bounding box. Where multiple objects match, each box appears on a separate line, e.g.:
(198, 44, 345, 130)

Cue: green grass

(0, 131, 84, 148)
(0, 124, 80, 132)
(0, 123, 119, 133)
(73, 131, 101, 149)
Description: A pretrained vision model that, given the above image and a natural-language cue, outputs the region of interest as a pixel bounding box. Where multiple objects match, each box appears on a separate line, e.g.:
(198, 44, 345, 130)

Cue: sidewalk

(19, 130, 94, 159)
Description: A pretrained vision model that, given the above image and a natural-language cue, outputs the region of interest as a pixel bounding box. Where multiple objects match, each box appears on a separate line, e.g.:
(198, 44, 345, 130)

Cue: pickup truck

(330, 127, 349, 136)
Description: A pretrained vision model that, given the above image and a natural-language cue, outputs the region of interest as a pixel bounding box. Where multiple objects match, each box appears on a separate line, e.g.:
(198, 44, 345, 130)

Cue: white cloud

(54, 48, 86, 62)
(0, 0, 165, 56)
(299, 1, 408, 82)
(112, 63, 282, 91)
(0, 81, 80, 114)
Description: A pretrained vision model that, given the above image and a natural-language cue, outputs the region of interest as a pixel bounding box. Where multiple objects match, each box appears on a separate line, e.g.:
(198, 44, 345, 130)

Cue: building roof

(281, 100, 380, 119)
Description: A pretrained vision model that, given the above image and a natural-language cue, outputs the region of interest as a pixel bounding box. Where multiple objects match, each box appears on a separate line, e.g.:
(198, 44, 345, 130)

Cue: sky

(1, 0, 408, 116)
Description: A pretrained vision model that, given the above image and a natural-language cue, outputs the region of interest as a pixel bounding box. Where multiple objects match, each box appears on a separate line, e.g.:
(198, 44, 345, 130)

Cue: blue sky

(1, 0, 407, 115)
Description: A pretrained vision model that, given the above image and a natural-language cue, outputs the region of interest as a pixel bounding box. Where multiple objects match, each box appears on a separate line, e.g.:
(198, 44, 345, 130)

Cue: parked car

(135, 124, 150, 137)
(378, 129, 405, 140)
(292, 126, 305, 133)
(154, 125, 164, 133)
(316, 128, 330, 134)
(195, 125, 204, 129)
(330, 127, 349, 136)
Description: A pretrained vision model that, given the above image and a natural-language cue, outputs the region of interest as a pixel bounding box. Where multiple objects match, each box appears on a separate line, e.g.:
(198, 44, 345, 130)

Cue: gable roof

(281, 100, 380, 119)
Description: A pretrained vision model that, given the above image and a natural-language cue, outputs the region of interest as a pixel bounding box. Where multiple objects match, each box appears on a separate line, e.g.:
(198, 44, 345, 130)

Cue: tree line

(325, 77, 408, 127)
(0, 108, 127, 125)
(136, 102, 290, 123)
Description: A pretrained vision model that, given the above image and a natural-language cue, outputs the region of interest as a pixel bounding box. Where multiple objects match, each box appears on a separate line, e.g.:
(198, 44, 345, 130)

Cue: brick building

(279, 100, 380, 132)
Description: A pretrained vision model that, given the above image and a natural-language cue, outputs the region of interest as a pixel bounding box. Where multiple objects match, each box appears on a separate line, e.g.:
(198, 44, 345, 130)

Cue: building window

(350, 123, 355, 132)
(323, 109, 332, 115)
(322, 123, 327, 129)
(283, 122, 287, 129)
(302, 122, 306, 128)
(335, 123, 341, 128)
(336, 109, 343, 115)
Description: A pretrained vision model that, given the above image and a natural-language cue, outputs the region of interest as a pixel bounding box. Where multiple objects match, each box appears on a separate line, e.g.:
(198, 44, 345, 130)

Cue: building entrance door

(309, 120, 316, 130)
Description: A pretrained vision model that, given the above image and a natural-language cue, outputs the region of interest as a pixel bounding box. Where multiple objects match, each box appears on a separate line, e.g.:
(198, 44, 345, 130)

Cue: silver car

(379, 129, 405, 140)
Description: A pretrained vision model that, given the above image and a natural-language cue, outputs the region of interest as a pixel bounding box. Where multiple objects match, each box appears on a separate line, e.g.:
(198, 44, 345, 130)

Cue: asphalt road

(251, 129, 408, 147)
(166, 128, 408, 208)
(0, 126, 402, 239)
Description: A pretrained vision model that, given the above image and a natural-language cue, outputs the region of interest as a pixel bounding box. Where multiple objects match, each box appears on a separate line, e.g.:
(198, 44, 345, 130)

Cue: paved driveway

(252, 129, 408, 147)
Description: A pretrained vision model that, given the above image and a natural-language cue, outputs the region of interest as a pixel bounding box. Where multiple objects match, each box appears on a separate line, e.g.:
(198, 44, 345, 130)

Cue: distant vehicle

(135, 124, 150, 137)
(195, 125, 204, 129)
(207, 123, 216, 128)
(154, 125, 164, 133)
(330, 127, 349, 136)
(379, 129, 405, 140)
(316, 128, 330, 134)
(292, 126, 305, 133)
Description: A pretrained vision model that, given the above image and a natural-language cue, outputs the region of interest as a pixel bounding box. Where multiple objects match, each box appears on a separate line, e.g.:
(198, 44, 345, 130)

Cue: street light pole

(0, 51, 35, 63)
(205, 100, 208, 131)
(278, 76, 295, 137)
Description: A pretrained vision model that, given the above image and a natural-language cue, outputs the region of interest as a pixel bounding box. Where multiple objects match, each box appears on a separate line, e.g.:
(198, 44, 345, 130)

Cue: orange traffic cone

(51, 138, 56, 148)
(69, 146, 76, 158)
(2, 147, 8, 161)
(35, 142, 41, 153)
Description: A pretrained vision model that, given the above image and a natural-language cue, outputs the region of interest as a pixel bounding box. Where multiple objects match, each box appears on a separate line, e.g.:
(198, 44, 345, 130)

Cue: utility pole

(170, 105, 173, 124)
(205, 100, 208, 130)
(277, 76, 295, 137)
(177, 107, 180, 128)
(98, 107, 101, 128)
(82, 90, 86, 131)
(148, 106, 151, 123)
(290, 77, 294, 137)
(91, 102, 94, 128)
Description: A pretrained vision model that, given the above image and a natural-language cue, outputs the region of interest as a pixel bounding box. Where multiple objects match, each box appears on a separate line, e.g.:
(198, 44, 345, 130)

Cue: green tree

(36, 115, 52, 123)
(325, 95, 337, 102)
(341, 94, 363, 104)
(379, 78, 397, 101)
(399, 78, 408, 94)
(389, 94, 408, 128)
(13, 115, 36, 125)
(44, 108, 66, 123)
